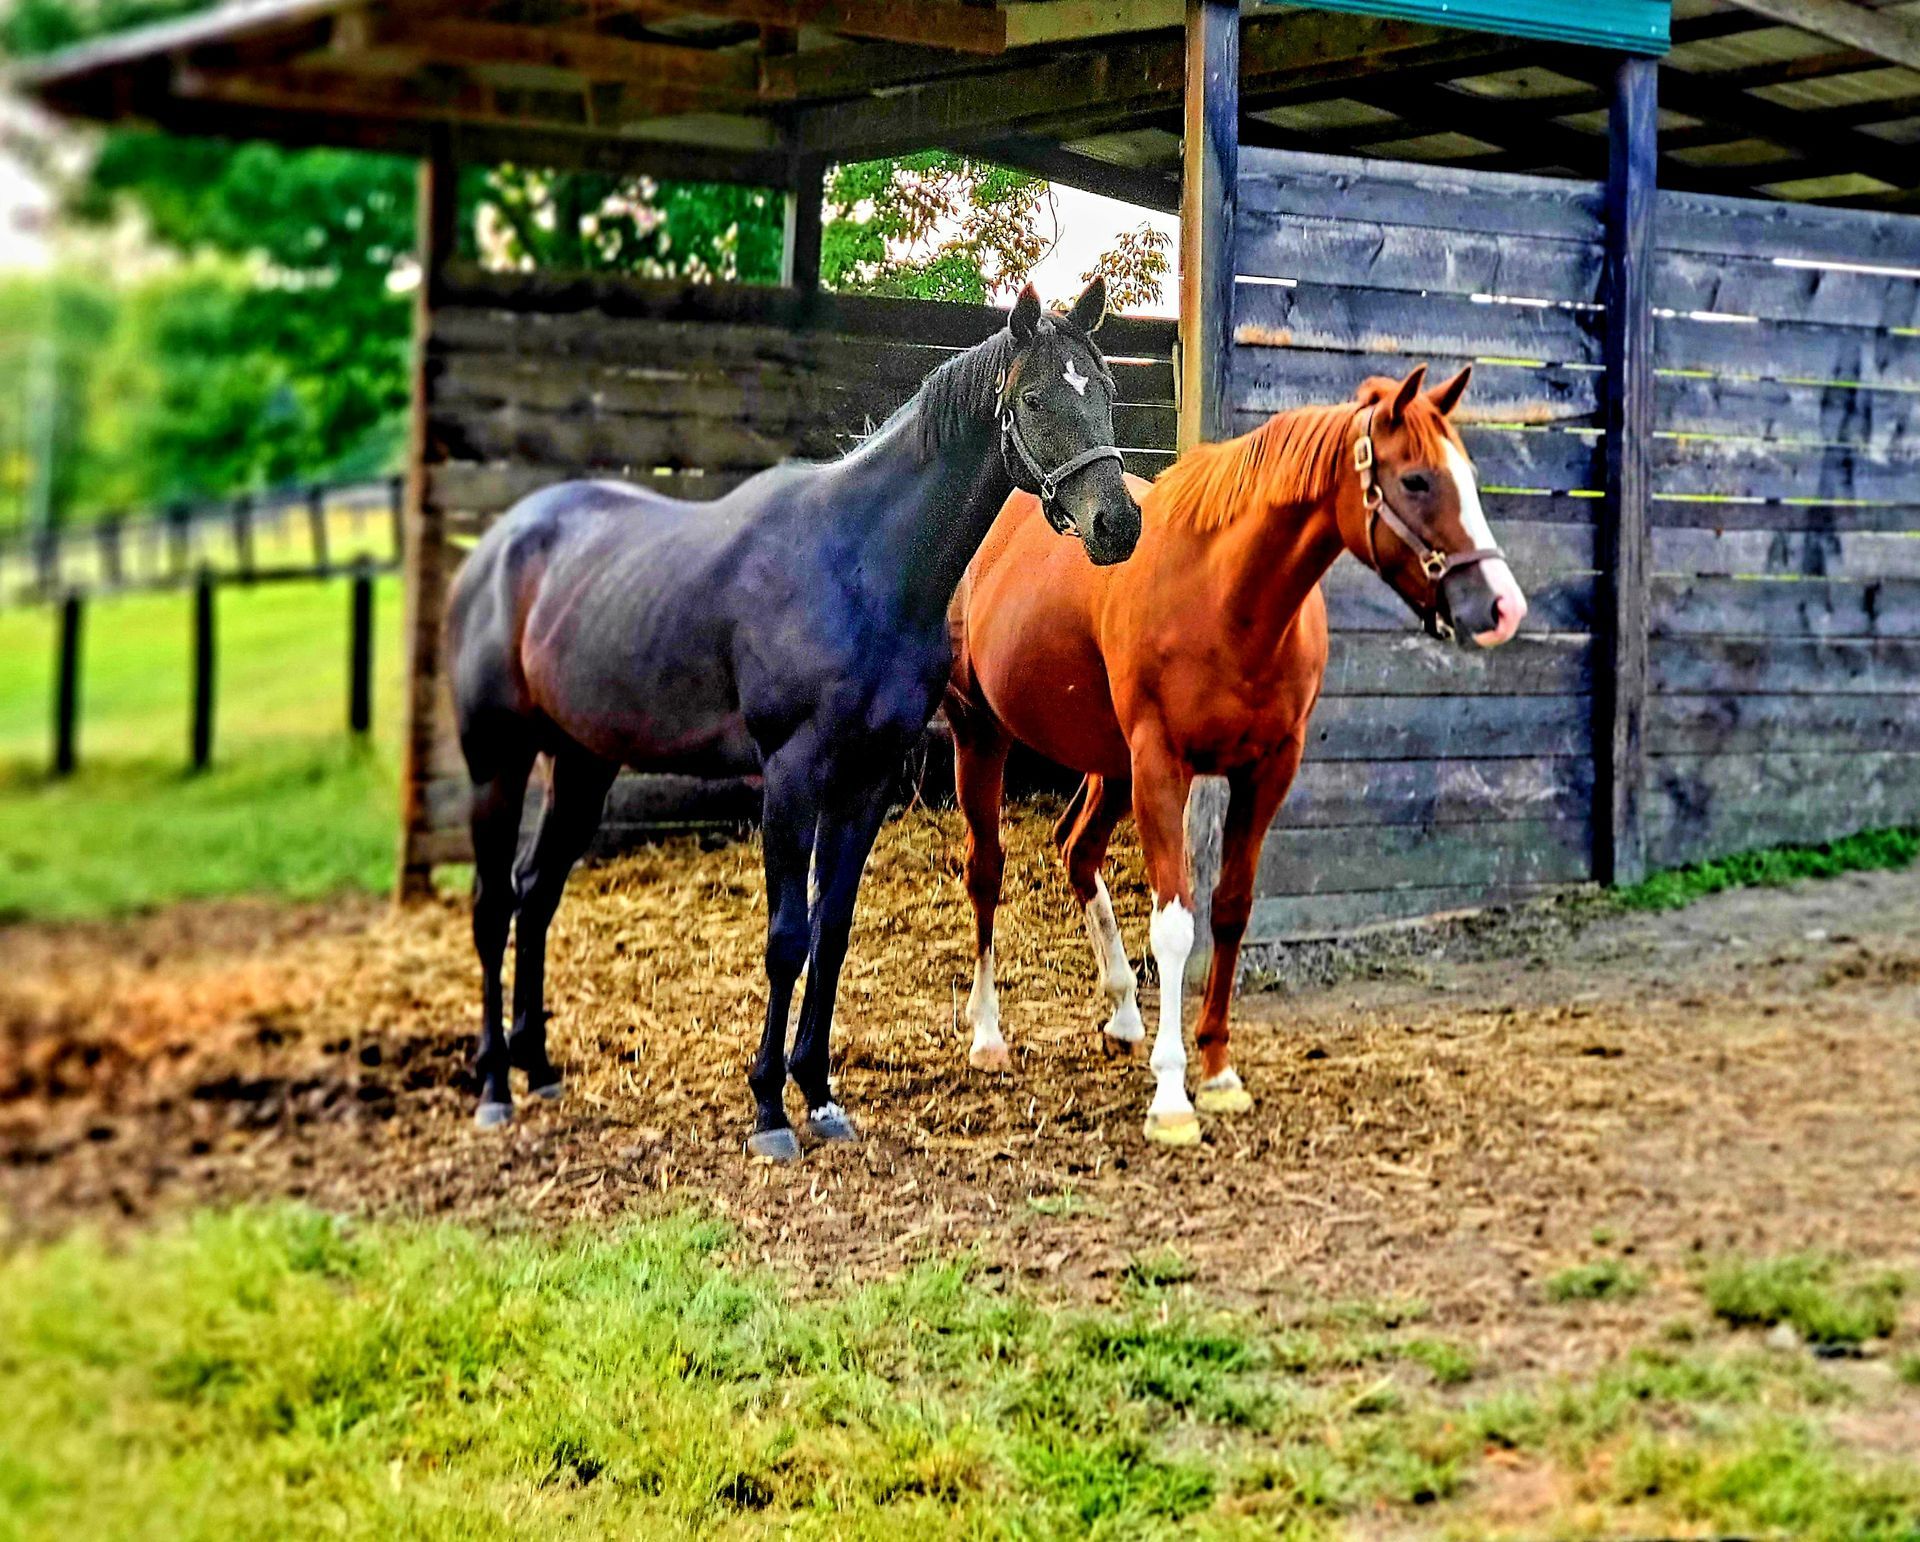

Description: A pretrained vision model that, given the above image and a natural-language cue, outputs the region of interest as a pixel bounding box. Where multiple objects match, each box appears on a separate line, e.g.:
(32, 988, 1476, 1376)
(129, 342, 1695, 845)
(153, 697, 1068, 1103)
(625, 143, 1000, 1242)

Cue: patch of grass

(2, 1209, 1916, 1541)
(1702, 1254, 1906, 1347)
(1122, 1247, 1196, 1290)
(1547, 1259, 1648, 1304)
(1615, 825, 1920, 913)
(1896, 1354, 1920, 1388)
(0, 577, 403, 919)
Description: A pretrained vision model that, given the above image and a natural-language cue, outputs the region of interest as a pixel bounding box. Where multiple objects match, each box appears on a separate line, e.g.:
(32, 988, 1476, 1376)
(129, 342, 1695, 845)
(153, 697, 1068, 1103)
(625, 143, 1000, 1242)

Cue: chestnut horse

(944, 365, 1528, 1145)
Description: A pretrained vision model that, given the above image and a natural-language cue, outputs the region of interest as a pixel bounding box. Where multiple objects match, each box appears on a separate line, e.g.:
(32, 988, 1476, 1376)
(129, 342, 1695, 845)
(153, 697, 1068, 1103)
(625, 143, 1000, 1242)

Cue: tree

(1084, 223, 1174, 313)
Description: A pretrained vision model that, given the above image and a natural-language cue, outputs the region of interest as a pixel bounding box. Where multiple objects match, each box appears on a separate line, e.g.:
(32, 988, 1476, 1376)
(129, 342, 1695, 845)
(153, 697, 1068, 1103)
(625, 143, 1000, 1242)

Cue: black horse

(447, 278, 1140, 1159)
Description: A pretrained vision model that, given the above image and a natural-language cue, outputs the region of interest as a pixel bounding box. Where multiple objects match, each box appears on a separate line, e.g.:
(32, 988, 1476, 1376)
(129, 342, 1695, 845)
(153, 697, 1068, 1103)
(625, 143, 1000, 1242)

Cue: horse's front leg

(746, 745, 820, 1163)
(786, 767, 895, 1145)
(1129, 731, 1200, 1147)
(1194, 746, 1303, 1115)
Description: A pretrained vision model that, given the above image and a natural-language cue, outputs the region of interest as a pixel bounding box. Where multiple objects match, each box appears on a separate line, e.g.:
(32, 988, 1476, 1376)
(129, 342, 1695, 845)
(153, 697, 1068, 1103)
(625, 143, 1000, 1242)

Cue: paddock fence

(1231, 149, 1920, 939)
(401, 269, 1179, 880)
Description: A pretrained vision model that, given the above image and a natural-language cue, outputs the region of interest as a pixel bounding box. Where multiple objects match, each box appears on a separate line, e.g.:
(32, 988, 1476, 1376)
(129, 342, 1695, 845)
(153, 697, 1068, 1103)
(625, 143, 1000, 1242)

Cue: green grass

(1615, 826, 1920, 913)
(1546, 1259, 1648, 1304)
(0, 577, 403, 918)
(1701, 1254, 1907, 1348)
(2, 1208, 1917, 1541)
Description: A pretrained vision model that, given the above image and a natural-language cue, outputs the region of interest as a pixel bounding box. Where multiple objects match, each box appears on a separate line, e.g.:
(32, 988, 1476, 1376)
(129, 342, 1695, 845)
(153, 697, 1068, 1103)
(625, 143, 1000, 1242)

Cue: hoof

(746, 1127, 802, 1164)
(530, 1075, 564, 1102)
(1101, 1029, 1142, 1059)
(969, 1043, 1012, 1073)
(1143, 1109, 1202, 1147)
(1195, 1071, 1252, 1115)
(803, 1103, 860, 1145)
(475, 1100, 513, 1130)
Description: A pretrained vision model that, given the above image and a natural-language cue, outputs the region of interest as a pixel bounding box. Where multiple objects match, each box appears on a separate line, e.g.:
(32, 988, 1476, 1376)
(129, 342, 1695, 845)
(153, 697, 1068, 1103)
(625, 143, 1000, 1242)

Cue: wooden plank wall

(1231, 148, 1920, 939)
(1643, 191, 1920, 868)
(403, 264, 1178, 873)
(1232, 151, 1606, 940)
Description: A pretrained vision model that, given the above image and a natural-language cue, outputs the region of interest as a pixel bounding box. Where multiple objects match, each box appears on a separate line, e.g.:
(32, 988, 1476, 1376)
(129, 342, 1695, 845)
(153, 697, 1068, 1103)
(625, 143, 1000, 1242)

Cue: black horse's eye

(1401, 472, 1430, 495)
(1022, 388, 1043, 410)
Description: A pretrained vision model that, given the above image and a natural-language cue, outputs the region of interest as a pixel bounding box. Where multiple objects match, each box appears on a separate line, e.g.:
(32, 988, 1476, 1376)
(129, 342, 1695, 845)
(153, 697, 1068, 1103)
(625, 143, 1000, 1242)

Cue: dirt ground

(4, 800, 1918, 1370)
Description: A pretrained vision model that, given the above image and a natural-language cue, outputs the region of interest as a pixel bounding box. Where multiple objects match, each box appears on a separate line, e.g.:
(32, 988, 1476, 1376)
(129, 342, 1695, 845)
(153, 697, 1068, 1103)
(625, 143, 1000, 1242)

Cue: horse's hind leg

(1194, 746, 1302, 1115)
(747, 740, 819, 1163)
(953, 718, 1012, 1072)
(469, 743, 536, 1129)
(1056, 774, 1142, 1056)
(509, 747, 617, 1099)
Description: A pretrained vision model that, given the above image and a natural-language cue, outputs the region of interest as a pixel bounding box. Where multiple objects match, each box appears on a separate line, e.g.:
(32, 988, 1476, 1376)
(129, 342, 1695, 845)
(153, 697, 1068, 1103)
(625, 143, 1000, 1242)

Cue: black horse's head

(996, 277, 1142, 567)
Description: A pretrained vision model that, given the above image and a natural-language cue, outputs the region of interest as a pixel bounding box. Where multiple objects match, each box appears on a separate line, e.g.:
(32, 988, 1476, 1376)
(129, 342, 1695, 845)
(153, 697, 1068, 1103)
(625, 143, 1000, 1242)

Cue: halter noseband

(1000, 397, 1124, 538)
(1352, 406, 1505, 643)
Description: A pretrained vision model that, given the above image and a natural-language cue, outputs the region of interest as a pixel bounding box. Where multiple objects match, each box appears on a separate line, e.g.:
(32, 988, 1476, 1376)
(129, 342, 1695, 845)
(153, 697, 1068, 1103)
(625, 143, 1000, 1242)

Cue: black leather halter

(1000, 402, 1125, 537)
(1352, 406, 1505, 642)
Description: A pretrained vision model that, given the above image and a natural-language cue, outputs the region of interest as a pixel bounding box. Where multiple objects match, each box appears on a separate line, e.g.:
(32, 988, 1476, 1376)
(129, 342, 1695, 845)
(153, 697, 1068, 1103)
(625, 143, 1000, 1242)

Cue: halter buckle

(1353, 436, 1373, 473)
(1421, 549, 1449, 581)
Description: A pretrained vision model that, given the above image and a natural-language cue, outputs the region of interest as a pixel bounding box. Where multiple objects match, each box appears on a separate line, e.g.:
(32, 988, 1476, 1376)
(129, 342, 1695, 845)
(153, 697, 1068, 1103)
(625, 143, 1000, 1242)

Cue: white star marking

(1063, 360, 1089, 397)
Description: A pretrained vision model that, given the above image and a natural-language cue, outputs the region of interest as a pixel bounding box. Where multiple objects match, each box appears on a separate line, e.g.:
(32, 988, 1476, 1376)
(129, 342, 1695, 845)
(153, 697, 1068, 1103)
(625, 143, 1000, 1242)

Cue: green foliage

(1547, 1259, 1649, 1303)
(822, 152, 1055, 304)
(1701, 1254, 1906, 1347)
(1615, 826, 1920, 912)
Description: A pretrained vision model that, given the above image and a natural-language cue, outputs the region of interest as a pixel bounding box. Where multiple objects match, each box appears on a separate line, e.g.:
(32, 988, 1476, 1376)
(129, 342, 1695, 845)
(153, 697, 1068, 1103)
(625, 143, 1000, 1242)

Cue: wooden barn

(21, 0, 1920, 939)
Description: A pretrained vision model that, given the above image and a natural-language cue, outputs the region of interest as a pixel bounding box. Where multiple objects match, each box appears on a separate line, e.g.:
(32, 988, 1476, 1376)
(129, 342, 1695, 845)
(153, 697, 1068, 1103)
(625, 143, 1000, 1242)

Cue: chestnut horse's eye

(1401, 472, 1430, 495)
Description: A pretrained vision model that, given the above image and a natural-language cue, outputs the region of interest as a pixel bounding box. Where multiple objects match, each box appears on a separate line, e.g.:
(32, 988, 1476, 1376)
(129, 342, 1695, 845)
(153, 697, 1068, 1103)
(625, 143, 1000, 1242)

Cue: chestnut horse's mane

(1151, 380, 1458, 532)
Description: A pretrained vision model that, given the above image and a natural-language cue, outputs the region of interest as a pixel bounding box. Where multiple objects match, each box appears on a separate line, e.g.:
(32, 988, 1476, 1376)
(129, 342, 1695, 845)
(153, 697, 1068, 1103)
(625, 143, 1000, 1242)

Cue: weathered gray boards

(1233, 147, 1920, 939)
(398, 267, 1178, 885)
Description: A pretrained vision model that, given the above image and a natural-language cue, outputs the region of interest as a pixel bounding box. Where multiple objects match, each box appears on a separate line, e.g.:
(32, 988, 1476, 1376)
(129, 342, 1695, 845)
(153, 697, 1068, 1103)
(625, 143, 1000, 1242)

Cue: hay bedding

(5, 801, 1920, 1359)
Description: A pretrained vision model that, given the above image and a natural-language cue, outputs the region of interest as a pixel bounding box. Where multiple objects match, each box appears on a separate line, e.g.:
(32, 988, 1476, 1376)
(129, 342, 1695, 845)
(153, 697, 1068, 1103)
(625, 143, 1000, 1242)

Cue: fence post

(53, 590, 82, 777)
(387, 474, 406, 566)
(98, 516, 124, 588)
(168, 503, 192, 578)
(308, 483, 331, 574)
(191, 569, 216, 772)
(349, 561, 374, 738)
(232, 493, 255, 581)
(1598, 54, 1657, 886)
(1179, 0, 1240, 984)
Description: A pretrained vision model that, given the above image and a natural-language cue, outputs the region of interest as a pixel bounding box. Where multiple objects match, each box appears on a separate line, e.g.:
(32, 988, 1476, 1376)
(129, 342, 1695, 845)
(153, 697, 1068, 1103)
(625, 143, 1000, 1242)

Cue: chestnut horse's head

(996, 277, 1142, 567)
(1340, 366, 1527, 648)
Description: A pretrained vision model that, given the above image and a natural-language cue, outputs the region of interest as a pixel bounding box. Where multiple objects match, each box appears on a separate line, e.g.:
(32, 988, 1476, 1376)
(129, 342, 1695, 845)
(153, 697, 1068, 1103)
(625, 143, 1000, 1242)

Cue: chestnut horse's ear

(1066, 274, 1108, 334)
(1009, 285, 1042, 343)
(1388, 364, 1428, 422)
(1427, 364, 1472, 417)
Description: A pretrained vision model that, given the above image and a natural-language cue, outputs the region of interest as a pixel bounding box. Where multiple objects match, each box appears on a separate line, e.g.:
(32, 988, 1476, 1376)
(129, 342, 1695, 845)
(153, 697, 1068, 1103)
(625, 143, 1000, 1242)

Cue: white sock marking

(1147, 900, 1195, 1118)
(1441, 439, 1526, 646)
(966, 946, 1005, 1060)
(1083, 876, 1143, 1042)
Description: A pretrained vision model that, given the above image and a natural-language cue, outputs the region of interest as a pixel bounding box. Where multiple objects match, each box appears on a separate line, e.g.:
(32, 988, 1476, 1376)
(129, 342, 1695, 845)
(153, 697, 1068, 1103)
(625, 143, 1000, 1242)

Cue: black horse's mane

(898, 314, 1113, 464)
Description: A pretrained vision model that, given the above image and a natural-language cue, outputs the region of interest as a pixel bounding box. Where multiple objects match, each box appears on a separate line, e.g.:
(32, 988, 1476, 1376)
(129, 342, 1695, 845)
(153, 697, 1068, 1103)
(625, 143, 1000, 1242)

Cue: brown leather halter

(1352, 407, 1505, 642)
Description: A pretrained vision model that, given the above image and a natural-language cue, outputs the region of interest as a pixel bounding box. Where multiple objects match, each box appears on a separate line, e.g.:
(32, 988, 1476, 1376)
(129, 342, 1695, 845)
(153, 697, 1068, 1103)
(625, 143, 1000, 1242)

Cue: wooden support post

(168, 503, 191, 578)
(349, 562, 374, 739)
(98, 518, 123, 588)
(1179, 0, 1239, 982)
(308, 484, 331, 573)
(387, 473, 406, 563)
(782, 157, 825, 292)
(191, 570, 216, 772)
(52, 590, 81, 778)
(1598, 54, 1656, 887)
(232, 493, 255, 580)
(397, 132, 459, 900)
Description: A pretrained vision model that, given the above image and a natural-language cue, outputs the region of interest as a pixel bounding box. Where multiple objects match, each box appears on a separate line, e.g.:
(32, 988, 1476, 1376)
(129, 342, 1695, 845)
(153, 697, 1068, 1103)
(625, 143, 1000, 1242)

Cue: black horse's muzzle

(1001, 411, 1137, 560)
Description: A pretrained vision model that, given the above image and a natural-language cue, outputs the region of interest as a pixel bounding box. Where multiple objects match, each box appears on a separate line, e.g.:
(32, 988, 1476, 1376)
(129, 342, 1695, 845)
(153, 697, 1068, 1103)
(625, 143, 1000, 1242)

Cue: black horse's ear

(1426, 364, 1472, 417)
(1388, 364, 1428, 422)
(1066, 274, 1108, 334)
(1009, 285, 1042, 343)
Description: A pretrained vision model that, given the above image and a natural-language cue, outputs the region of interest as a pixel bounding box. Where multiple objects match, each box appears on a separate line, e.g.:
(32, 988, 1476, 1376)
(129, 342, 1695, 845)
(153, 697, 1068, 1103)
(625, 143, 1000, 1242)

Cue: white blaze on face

(1441, 439, 1528, 648)
(1063, 359, 1089, 397)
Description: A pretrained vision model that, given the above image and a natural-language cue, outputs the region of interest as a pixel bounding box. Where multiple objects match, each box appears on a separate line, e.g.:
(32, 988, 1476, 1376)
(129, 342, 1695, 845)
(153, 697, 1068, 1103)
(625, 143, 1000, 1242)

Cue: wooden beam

(781, 156, 825, 289)
(973, 136, 1180, 212)
(1598, 55, 1655, 889)
(1178, 0, 1235, 449)
(379, 18, 761, 95)
(1718, 0, 1920, 71)
(398, 129, 458, 904)
(602, 0, 1011, 53)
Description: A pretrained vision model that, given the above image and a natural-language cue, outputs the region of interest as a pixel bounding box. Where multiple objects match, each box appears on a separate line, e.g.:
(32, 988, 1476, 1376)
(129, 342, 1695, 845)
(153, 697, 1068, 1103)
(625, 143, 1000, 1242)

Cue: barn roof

(13, 0, 1920, 211)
